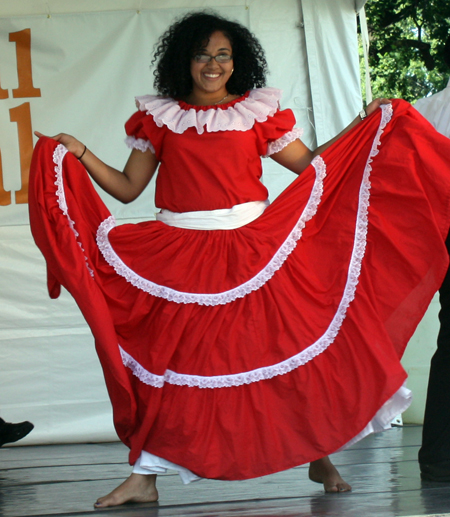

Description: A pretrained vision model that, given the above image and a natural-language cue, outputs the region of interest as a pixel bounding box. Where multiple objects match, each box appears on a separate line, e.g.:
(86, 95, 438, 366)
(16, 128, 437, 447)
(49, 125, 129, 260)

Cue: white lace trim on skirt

(53, 144, 94, 277)
(156, 199, 270, 230)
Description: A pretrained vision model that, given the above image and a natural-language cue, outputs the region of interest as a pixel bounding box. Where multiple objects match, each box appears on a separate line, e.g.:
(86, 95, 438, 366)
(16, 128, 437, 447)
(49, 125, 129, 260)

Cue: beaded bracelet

(77, 145, 87, 160)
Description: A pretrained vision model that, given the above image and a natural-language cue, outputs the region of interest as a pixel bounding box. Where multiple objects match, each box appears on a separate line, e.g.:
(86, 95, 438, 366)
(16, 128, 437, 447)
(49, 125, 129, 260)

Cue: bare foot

(309, 456, 352, 493)
(94, 473, 158, 508)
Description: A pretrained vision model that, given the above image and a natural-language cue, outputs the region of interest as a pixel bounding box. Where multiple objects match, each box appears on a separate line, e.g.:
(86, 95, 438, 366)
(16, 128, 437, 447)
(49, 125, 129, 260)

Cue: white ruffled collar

(134, 88, 282, 135)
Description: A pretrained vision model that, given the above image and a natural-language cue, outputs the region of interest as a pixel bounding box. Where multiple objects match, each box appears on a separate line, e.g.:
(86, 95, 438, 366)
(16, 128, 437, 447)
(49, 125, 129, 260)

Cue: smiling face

(189, 31, 234, 105)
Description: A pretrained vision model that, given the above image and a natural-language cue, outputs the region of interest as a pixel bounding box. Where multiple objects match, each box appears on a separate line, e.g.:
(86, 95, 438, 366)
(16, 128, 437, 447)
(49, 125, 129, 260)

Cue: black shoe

(0, 418, 34, 447)
(420, 460, 450, 482)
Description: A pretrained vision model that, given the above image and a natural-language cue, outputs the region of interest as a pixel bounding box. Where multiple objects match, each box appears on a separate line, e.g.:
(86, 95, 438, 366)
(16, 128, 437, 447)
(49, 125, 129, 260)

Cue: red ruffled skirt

(29, 100, 450, 480)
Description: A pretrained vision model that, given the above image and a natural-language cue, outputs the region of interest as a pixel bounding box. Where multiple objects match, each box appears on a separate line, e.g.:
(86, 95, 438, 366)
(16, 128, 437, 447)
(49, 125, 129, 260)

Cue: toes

(94, 498, 110, 508)
(338, 482, 352, 492)
(324, 481, 352, 493)
(336, 483, 352, 493)
(94, 494, 122, 508)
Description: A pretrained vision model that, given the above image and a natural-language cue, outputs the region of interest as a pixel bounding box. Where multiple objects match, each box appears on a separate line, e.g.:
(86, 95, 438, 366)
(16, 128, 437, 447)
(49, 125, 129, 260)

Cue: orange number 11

(0, 28, 41, 206)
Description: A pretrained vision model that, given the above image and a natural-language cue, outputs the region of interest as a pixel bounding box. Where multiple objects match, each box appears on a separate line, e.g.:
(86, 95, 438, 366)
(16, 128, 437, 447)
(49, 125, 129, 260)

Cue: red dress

(29, 88, 450, 481)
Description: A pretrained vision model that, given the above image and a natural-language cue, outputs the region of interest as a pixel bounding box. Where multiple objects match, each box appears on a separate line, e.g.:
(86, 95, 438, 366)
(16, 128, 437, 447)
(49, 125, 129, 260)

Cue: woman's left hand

(365, 97, 391, 117)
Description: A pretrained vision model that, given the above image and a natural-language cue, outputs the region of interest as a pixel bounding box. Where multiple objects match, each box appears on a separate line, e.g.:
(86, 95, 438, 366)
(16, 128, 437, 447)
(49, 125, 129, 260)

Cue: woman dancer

(30, 11, 450, 508)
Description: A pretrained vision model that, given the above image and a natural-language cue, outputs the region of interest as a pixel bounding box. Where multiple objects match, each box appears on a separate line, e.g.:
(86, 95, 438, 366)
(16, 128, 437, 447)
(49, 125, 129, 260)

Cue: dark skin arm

(34, 131, 159, 203)
(270, 98, 390, 175)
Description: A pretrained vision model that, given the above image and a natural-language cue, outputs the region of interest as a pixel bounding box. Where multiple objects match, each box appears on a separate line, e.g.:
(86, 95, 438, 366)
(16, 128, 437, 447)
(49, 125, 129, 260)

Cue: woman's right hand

(34, 131, 85, 159)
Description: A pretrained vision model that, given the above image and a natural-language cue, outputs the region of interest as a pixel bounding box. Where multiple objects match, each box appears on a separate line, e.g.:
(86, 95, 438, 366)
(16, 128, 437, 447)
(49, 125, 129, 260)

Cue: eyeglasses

(193, 54, 233, 64)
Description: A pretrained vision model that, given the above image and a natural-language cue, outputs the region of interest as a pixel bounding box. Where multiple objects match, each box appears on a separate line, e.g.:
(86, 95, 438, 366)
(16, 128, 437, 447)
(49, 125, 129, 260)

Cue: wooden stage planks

(1, 426, 450, 517)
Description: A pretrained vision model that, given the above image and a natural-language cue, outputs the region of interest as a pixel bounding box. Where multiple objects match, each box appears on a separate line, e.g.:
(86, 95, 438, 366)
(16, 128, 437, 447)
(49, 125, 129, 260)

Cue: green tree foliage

(364, 0, 450, 102)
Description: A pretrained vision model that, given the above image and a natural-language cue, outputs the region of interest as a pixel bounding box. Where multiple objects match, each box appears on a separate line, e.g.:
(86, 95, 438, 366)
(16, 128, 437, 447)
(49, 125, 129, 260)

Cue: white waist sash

(156, 199, 270, 230)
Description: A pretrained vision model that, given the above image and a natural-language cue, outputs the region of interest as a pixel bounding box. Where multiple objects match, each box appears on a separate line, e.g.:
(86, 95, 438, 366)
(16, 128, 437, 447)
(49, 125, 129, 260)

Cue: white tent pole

(358, 6, 372, 105)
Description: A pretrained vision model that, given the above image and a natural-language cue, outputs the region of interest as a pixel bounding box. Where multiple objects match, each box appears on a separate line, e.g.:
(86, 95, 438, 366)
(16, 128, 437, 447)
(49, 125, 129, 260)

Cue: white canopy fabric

(415, 79, 450, 138)
(355, 0, 368, 12)
(0, 0, 369, 18)
(0, 0, 368, 445)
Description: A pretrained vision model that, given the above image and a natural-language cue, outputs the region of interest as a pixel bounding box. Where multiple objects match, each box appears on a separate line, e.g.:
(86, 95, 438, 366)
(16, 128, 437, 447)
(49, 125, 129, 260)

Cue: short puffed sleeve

(124, 110, 162, 157)
(253, 108, 304, 157)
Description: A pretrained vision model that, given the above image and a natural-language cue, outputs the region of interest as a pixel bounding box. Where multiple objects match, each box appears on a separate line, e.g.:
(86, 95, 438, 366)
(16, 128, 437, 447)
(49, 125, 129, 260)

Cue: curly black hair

(152, 11, 268, 98)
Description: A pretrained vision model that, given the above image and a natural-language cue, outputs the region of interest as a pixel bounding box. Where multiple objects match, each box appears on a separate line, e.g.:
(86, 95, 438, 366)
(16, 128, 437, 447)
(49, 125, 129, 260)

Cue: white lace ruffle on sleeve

(265, 128, 304, 157)
(125, 135, 156, 154)
(134, 88, 284, 135)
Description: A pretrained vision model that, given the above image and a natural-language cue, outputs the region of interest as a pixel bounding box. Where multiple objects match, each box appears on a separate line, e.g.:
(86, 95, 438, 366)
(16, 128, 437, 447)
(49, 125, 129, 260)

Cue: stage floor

(1, 425, 450, 517)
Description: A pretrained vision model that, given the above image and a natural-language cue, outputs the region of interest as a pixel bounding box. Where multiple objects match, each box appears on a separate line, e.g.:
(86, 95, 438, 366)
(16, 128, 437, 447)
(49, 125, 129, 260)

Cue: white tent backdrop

(0, 0, 435, 446)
